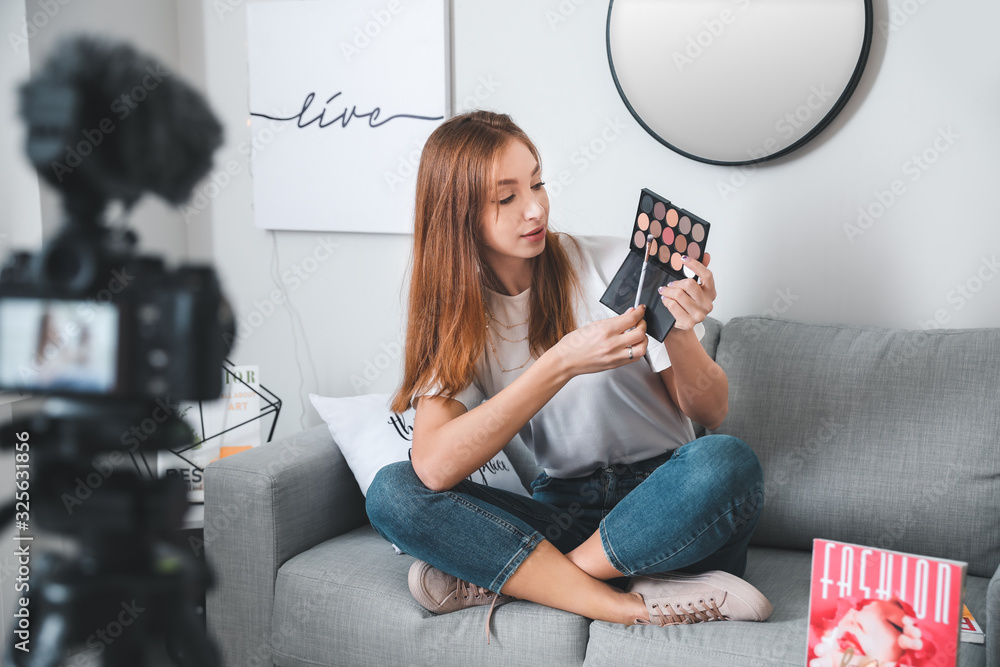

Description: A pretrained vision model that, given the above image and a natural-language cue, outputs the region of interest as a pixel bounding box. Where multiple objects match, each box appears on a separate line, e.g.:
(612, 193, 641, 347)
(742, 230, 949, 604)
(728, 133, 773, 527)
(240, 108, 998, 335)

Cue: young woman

(366, 110, 771, 639)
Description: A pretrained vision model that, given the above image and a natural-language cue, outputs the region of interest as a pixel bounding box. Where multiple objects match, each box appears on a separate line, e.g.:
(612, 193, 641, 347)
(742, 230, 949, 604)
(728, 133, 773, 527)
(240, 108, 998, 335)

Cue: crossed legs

(366, 435, 764, 624)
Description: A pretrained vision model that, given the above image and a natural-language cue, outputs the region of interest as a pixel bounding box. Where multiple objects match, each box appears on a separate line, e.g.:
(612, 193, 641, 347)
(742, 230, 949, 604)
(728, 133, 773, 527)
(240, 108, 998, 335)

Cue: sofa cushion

(693, 316, 723, 437)
(699, 314, 722, 361)
(583, 547, 989, 667)
(713, 317, 1000, 577)
(271, 525, 591, 667)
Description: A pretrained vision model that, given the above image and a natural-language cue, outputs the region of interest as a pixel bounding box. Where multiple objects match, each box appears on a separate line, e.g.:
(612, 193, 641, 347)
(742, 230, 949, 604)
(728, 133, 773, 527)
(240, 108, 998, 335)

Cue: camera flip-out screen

(0, 298, 120, 394)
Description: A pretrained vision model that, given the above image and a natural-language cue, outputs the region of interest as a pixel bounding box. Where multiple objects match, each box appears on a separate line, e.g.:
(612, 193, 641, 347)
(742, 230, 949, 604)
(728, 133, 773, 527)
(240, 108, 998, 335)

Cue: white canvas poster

(246, 0, 450, 233)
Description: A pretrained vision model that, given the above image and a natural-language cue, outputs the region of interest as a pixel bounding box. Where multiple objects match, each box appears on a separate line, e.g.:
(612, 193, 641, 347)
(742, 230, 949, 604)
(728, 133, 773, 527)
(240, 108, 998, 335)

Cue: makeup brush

(633, 233, 654, 310)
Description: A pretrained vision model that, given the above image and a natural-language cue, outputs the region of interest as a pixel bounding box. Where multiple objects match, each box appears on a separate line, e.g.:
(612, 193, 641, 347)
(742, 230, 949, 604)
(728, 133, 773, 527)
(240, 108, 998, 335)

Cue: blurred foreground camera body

(0, 241, 233, 401)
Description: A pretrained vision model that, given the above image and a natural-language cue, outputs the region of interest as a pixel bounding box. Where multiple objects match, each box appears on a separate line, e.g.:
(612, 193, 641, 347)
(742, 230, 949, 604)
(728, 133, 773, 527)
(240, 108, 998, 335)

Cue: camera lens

(45, 243, 83, 283)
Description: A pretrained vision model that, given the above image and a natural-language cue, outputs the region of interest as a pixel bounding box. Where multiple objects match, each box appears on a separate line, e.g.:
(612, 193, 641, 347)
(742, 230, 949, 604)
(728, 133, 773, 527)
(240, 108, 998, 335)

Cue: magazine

(807, 538, 967, 667)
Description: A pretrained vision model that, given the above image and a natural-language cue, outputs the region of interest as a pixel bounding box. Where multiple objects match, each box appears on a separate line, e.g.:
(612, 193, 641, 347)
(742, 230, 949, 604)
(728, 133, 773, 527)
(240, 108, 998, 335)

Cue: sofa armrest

(990, 561, 1000, 667)
(204, 424, 366, 667)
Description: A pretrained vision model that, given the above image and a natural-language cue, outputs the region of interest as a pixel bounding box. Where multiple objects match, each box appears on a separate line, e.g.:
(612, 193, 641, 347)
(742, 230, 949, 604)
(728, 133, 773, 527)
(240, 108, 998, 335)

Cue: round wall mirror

(607, 0, 873, 165)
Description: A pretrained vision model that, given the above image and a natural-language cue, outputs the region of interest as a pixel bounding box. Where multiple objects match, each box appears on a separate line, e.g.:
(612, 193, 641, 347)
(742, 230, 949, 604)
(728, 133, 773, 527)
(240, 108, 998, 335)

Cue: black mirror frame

(605, 0, 874, 166)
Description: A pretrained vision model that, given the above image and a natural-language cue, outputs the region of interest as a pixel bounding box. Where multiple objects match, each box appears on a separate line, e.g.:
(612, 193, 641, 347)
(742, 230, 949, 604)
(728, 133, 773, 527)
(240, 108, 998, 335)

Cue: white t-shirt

(419, 234, 705, 478)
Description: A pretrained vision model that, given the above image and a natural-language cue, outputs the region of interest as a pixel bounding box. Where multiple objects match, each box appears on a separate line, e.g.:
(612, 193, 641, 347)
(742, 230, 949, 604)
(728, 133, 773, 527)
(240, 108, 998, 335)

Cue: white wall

(195, 0, 1000, 441)
(177, 0, 217, 262)
(0, 1, 42, 250)
(452, 0, 1000, 331)
(198, 0, 415, 437)
(22, 0, 191, 262)
(4, 0, 997, 443)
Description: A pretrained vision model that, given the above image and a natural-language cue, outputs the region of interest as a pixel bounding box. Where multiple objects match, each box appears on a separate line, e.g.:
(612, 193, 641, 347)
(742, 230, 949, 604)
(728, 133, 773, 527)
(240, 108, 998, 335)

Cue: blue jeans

(366, 434, 764, 594)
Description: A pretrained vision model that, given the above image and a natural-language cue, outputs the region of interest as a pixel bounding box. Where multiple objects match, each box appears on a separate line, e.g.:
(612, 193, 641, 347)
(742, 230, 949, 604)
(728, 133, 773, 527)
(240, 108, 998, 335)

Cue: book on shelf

(157, 364, 262, 503)
(960, 603, 985, 645)
(806, 538, 968, 667)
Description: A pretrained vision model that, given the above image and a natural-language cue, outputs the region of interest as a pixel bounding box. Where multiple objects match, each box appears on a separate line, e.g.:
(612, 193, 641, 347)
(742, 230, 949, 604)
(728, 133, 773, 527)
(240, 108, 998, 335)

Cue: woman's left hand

(657, 253, 716, 331)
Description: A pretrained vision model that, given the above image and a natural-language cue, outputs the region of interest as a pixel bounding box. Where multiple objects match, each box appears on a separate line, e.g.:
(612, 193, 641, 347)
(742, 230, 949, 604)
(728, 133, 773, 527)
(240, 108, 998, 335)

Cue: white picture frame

(246, 0, 451, 233)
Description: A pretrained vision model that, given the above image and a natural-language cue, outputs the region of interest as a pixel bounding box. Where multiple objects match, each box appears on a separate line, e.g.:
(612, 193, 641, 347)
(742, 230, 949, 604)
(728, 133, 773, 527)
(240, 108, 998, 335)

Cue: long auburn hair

(391, 111, 580, 413)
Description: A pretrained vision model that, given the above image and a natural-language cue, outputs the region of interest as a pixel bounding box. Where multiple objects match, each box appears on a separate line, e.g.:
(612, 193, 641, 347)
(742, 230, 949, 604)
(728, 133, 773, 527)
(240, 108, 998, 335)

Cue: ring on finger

(627, 345, 633, 360)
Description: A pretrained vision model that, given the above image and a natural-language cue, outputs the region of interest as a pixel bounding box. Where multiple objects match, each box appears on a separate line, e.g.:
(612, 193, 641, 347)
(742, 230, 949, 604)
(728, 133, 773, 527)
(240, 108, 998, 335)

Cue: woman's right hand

(549, 306, 648, 377)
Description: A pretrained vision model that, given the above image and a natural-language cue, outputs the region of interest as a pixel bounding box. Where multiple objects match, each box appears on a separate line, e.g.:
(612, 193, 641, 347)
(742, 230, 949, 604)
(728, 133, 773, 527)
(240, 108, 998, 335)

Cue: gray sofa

(204, 316, 999, 666)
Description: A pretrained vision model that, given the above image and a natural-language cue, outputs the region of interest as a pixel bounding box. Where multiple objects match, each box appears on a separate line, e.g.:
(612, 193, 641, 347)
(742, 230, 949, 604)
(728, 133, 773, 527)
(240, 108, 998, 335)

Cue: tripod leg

(163, 604, 221, 667)
(100, 627, 145, 667)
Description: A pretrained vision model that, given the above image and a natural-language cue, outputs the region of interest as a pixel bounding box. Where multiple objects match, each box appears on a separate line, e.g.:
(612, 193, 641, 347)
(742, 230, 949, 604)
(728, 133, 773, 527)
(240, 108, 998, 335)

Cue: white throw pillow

(308, 393, 530, 498)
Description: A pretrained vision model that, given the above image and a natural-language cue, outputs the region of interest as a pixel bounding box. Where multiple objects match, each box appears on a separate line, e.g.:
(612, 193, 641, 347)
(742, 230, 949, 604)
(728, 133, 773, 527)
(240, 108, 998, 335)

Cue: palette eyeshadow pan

(600, 188, 711, 341)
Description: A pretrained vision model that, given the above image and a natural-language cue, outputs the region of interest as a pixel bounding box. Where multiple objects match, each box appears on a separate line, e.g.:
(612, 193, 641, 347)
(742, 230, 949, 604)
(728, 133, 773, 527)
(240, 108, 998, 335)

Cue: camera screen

(0, 298, 120, 394)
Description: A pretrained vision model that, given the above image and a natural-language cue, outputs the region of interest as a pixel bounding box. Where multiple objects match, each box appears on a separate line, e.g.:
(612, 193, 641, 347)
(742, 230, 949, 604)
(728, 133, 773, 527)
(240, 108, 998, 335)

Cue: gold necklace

(484, 301, 528, 342)
(486, 327, 532, 372)
(483, 302, 531, 372)
(486, 320, 528, 343)
(485, 309, 528, 329)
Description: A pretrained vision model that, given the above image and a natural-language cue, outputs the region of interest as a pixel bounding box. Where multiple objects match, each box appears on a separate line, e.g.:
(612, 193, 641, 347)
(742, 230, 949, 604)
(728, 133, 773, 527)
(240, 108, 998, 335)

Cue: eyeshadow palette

(600, 188, 711, 341)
